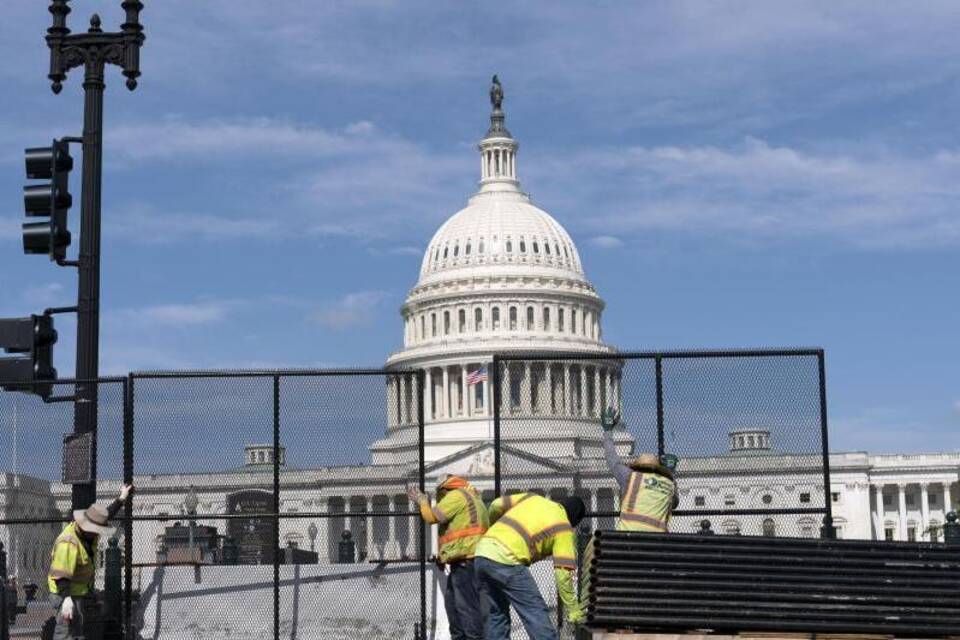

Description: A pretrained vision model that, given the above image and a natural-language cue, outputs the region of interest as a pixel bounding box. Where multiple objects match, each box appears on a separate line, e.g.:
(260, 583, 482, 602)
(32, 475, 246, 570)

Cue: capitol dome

(377, 77, 622, 464)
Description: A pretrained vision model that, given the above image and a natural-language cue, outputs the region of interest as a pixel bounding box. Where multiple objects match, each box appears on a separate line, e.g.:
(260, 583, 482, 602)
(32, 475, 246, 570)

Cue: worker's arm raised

(601, 409, 631, 493)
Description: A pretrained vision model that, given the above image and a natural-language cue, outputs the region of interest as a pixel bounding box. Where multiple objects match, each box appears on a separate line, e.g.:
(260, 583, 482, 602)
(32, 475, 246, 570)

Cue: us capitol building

(1, 82, 958, 594)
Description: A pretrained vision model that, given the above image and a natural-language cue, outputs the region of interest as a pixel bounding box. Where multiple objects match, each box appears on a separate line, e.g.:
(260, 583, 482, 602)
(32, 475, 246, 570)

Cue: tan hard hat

(628, 453, 674, 478)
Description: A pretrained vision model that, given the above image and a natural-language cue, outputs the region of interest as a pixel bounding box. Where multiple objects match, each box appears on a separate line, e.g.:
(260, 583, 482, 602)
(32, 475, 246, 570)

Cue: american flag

(466, 367, 488, 385)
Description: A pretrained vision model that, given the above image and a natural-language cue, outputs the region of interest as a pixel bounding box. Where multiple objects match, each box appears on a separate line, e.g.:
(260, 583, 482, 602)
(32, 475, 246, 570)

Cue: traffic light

(22, 140, 73, 261)
(0, 315, 58, 398)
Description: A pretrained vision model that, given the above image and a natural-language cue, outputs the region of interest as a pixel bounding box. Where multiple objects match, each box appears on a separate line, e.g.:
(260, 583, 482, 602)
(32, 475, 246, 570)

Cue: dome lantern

(478, 75, 520, 192)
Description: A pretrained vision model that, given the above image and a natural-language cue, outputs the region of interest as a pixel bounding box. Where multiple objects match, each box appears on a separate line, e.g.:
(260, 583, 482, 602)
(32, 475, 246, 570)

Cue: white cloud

(21, 283, 65, 307)
(589, 235, 623, 249)
(386, 246, 422, 256)
(310, 291, 391, 330)
(115, 302, 232, 328)
(107, 117, 414, 163)
(541, 138, 960, 249)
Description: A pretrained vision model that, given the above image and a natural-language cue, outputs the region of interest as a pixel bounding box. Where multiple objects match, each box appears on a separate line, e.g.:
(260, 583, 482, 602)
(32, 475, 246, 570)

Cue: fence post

(0, 541, 8, 640)
(103, 537, 123, 640)
(817, 351, 836, 539)
(655, 356, 665, 458)
(492, 356, 502, 497)
(123, 376, 134, 640)
(944, 511, 959, 545)
(272, 375, 281, 640)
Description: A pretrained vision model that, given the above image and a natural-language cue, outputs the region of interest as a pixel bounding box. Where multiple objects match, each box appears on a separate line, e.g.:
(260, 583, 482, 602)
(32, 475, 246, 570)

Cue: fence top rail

(0, 376, 127, 386)
(492, 348, 824, 362)
(130, 367, 422, 379)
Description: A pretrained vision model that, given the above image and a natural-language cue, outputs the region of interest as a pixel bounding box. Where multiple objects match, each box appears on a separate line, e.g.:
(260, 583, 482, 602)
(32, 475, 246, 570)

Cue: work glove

(567, 607, 586, 625)
(59, 596, 74, 622)
(405, 484, 426, 504)
(601, 407, 620, 431)
(118, 484, 134, 502)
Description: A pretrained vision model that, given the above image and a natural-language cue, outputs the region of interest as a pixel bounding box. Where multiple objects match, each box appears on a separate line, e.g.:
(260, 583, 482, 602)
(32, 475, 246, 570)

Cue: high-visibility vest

(434, 486, 489, 563)
(479, 493, 577, 570)
(617, 471, 676, 532)
(47, 522, 97, 596)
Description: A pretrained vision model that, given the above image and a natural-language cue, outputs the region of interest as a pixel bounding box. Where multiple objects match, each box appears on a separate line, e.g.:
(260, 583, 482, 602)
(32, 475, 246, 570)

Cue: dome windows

(558, 308, 565, 332)
(474, 308, 483, 331)
(453, 243, 459, 258)
(458, 309, 466, 333)
(431, 313, 437, 337)
(479, 238, 485, 254)
(532, 241, 539, 254)
(543, 307, 551, 331)
(571, 309, 577, 334)
(444, 311, 451, 335)
(526, 306, 535, 330)
(509, 306, 518, 331)
(443, 246, 449, 259)
(505, 239, 513, 253)
(519, 238, 526, 253)
(465, 241, 471, 255)
(492, 307, 501, 330)
(544, 243, 551, 255)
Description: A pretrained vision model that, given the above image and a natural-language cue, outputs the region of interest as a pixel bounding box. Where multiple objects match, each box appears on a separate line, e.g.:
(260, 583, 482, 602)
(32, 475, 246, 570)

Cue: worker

(474, 492, 586, 640)
(407, 474, 488, 640)
(601, 407, 679, 531)
(48, 484, 133, 640)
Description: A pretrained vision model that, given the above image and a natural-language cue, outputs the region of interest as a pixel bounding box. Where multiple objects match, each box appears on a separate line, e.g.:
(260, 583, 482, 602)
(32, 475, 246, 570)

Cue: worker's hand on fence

(601, 407, 620, 431)
(59, 596, 74, 622)
(118, 484, 134, 502)
(567, 607, 586, 625)
(406, 484, 426, 504)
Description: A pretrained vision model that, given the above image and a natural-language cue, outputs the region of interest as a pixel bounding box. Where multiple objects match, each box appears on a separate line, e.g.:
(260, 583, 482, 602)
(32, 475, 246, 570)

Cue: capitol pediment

(424, 442, 570, 480)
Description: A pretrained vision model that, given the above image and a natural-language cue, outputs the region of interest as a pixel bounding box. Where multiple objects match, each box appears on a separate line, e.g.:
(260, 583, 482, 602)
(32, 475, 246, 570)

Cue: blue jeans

(445, 559, 484, 640)
(475, 557, 556, 640)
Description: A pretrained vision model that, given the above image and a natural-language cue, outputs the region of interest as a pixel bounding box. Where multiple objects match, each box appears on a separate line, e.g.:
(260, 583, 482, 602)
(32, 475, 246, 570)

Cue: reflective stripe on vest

(501, 493, 535, 513)
(497, 515, 573, 560)
(47, 522, 96, 595)
(618, 471, 674, 532)
(438, 488, 487, 561)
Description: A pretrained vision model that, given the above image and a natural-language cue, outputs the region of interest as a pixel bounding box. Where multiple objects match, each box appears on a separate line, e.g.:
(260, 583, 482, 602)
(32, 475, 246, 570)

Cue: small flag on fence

(466, 367, 488, 385)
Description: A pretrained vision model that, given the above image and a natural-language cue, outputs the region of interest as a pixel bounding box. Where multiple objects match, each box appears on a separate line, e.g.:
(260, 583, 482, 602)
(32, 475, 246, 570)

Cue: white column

(537, 364, 548, 414)
(484, 367, 492, 416)
(897, 484, 907, 540)
(563, 365, 571, 415)
(945, 482, 954, 513)
(398, 375, 407, 425)
(920, 483, 930, 539)
(522, 363, 532, 414)
(461, 365, 469, 417)
(872, 484, 884, 540)
(425, 369, 433, 421)
(546, 364, 554, 414)
(504, 364, 513, 416)
(579, 366, 587, 416)
(593, 367, 601, 416)
(441, 366, 450, 419)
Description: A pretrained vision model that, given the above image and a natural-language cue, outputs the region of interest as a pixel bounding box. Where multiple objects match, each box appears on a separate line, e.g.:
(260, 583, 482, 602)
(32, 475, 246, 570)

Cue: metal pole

(123, 376, 134, 639)
(417, 371, 426, 640)
(817, 351, 835, 538)
(0, 542, 7, 640)
(492, 357, 502, 497)
(655, 356, 665, 458)
(272, 375, 281, 640)
(72, 47, 106, 511)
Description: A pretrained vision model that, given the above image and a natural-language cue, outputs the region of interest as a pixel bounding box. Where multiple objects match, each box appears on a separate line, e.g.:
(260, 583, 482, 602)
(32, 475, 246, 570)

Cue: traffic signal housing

(22, 140, 73, 261)
(0, 315, 58, 398)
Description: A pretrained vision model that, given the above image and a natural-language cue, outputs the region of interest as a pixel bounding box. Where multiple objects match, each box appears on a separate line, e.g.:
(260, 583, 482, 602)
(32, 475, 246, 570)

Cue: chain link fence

(492, 350, 832, 539)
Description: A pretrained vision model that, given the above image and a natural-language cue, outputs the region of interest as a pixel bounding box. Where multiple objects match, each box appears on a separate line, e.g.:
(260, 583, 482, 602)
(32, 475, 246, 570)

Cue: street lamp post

(44, 0, 145, 511)
(307, 522, 318, 552)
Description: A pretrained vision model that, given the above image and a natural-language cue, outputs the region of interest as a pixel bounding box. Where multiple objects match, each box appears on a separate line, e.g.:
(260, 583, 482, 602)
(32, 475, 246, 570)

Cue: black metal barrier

(581, 529, 960, 637)
(492, 349, 834, 539)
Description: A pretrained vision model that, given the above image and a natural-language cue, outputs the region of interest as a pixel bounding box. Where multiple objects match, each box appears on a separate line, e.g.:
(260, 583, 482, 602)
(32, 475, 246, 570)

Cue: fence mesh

(128, 371, 425, 640)
(493, 352, 829, 539)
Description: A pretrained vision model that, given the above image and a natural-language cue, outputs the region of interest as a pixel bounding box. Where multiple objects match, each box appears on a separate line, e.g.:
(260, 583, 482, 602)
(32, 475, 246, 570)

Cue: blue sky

(0, 1, 958, 455)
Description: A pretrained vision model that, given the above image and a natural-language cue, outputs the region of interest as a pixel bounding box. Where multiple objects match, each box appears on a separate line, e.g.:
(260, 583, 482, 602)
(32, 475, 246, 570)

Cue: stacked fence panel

(583, 529, 960, 637)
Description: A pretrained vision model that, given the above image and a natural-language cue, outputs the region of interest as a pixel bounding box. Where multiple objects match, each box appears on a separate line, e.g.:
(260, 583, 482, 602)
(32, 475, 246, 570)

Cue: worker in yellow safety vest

(47, 484, 133, 640)
(408, 474, 488, 640)
(601, 408, 679, 531)
(474, 492, 587, 640)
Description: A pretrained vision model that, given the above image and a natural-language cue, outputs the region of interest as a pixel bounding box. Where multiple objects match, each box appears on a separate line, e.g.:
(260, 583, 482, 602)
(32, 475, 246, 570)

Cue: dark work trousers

(444, 559, 484, 640)
(50, 594, 86, 640)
